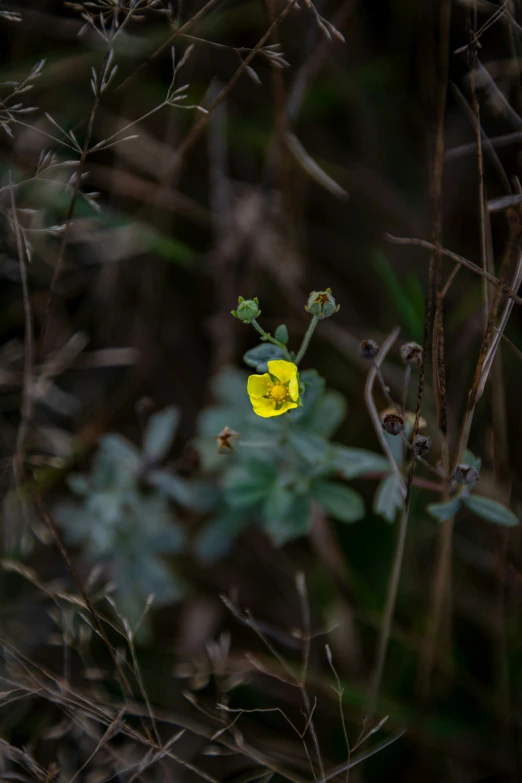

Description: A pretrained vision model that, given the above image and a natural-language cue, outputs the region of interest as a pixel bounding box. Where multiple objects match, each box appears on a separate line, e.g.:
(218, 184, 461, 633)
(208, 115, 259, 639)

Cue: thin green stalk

(250, 318, 292, 359)
(295, 315, 319, 365)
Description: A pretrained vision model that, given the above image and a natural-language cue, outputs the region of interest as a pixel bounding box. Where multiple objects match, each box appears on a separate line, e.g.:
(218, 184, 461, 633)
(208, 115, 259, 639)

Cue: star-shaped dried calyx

(215, 426, 240, 454)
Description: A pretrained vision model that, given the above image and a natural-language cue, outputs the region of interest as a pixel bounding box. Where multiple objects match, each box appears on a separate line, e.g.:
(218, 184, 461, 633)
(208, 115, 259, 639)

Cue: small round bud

(413, 434, 431, 457)
(382, 412, 405, 436)
(232, 297, 261, 324)
(401, 342, 423, 367)
(360, 339, 379, 359)
(451, 463, 479, 485)
(305, 288, 340, 319)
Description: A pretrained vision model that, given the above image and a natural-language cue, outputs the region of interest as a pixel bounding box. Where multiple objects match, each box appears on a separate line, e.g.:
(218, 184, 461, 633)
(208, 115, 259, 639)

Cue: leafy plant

(196, 358, 394, 557)
(54, 407, 215, 624)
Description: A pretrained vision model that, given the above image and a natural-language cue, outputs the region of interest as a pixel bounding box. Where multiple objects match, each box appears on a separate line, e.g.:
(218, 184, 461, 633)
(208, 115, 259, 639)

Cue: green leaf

(427, 498, 461, 522)
(275, 324, 289, 344)
(288, 430, 332, 465)
(373, 474, 403, 523)
(143, 406, 179, 463)
(372, 250, 423, 339)
(308, 390, 347, 438)
(462, 449, 482, 473)
(291, 370, 325, 424)
(148, 470, 192, 506)
(194, 508, 251, 562)
(67, 474, 90, 495)
(243, 343, 285, 372)
(223, 461, 276, 508)
(311, 481, 364, 523)
(263, 494, 312, 546)
(211, 367, 250, 409)
(464, 495, 519, 527)
(100, 434, 141, 472)
(332, 446, 390, 478)
(263, 481, 294, 523)
(146, 525, 185, 554)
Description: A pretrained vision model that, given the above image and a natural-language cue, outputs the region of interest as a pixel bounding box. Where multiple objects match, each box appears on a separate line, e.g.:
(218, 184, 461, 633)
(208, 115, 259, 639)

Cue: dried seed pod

(400, 341, 423, 366)
(359, 339, 379, 359)
(215, 426, 240, 454)
(451, 463, 479, 485)
(382, 412, 405, 436)
(413, 434, 431, 457)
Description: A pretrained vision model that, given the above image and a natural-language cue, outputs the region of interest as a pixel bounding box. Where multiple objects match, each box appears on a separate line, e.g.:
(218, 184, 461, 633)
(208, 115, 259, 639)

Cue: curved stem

(250, 319, 291, 359)
(295, 315, 319, 365)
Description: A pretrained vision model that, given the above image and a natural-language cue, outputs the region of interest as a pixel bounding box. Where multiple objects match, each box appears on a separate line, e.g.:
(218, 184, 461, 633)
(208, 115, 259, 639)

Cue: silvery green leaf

(149, 470, 192, 506)
(274, 324, 289, 344)
(146, 525, 185, 553)
(288, 430, 332, 465)
(243, 343, 285, 373)
(100, 434, 141, 472)
(67, 474, 90, 495)
(308, 390, 347, 438)
(332, 446, 390, 478)
(263, 494, 312, 546)
(198, 406, 241, 437)
(464, 495, 519, 527)
(384, 428, 403, 464)
(373, 474, 403, 523)
(290, 370, 325, 423)
(143, 406, 180, 462)
(195, 508, 251, 562)
(211, 366, 251, 408)
(311, 481, 364, 523)
(223, 461, 276, 508)
(263, 481, 293, 523)
(150, 471, 218, 511)
(427, 498, 461, 522)
(462, 449, 482, 473)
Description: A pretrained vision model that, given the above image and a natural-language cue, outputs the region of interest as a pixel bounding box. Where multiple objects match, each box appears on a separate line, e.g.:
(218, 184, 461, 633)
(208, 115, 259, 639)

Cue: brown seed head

(400, 341, 423, 367)
(451, 463, 479, 485)
(360, 339, 379, 359)
(382, 412, 405, 436)
(413, 434, 431, 457)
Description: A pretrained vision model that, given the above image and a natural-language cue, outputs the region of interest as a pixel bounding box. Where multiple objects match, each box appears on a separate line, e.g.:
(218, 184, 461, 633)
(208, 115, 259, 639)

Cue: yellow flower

(247, 360, 301, 418)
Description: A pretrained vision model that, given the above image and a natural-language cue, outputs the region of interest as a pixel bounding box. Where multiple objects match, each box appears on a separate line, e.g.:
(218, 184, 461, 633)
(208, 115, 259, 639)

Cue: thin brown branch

(39, 49, 112, 356)
(364, 327, 406, 499)
(385, 234, 522, 305)
(151, 0, 300, 194)
(115, 0, 224, 94)
(418, 0, 452, 703)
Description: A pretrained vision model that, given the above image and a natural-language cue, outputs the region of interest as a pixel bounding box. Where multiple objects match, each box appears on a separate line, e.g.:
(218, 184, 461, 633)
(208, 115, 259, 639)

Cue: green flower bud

(232, 297, 261, 323)
(304, 288, 339, 319)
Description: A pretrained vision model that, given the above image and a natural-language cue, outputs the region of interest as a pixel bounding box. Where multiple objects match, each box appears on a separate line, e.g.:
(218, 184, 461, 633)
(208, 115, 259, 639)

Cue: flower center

(270, 383, 288, 403)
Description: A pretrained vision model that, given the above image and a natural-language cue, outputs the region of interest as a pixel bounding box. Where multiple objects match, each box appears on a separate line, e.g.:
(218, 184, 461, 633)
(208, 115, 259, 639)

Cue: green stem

(251, 319, 291, 359)
(295, 315, 319, 365)
(280, 411, 291, 446)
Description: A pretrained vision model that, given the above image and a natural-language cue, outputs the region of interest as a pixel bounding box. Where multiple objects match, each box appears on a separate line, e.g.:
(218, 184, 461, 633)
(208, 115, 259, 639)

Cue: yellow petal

(267, 360, 298, 385)
(247, 373, 272, 399)
(278, 399, 299, 415)
(251, 396, 277, 417)
(288, 374, 299, 401)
